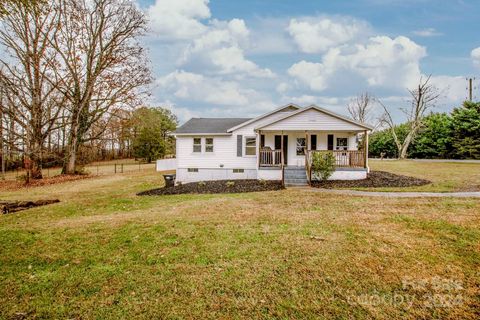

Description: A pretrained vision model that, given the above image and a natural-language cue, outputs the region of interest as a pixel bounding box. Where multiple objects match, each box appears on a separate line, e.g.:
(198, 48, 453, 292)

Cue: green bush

(311, 152, 336, 180)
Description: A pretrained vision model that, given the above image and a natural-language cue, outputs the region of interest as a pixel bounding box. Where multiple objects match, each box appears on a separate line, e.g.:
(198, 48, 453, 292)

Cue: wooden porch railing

(259, 149, 282, 167)
(306, 150, 366, 184)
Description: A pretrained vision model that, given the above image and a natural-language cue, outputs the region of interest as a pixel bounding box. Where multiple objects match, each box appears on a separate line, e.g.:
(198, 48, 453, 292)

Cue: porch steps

(284, 167, 308, 186)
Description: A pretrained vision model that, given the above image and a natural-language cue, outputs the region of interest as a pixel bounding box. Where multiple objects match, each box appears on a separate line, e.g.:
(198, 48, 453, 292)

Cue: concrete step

(285, 182, 308, 187)
(285, 175, 307, 180)
(284, 172, 307, 177)
(284, 178, 308, 184)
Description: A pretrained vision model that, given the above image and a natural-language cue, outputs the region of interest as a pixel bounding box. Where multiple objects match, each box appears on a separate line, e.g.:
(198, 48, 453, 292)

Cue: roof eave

(227, 103, 301, 132)
(172, 132, 233, 136)
(255, 105, 374, 131)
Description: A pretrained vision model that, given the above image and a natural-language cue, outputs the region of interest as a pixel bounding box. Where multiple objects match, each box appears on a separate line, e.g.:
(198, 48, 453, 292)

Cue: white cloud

(157, 70, 249, 105)
(248, 17, 294, 55)
(178, 19, 275, 78)
(283, 95, 340, 106)
(156, 70, 276, 116)
(412, 28, 442, 37)
(288, 36, 426, 91)
(148, 0, 211, 39)
(472, 47, 480, 67)
(430, 75, 468, 104)
(287, 17, 369, 53)
(276, 82, 290, 94)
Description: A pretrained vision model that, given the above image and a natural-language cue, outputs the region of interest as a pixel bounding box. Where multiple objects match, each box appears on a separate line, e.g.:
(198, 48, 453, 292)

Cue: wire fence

(0, 161, 156, 181)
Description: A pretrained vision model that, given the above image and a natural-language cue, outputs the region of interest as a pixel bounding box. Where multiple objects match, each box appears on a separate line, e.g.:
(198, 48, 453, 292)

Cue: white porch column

(256, 130, 260, 169)
(364, 130, 369, 171)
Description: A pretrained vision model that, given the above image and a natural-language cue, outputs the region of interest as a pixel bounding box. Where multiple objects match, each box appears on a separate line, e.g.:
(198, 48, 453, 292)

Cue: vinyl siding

(176, 135, 257, 170)
(259, 108, 366, 131)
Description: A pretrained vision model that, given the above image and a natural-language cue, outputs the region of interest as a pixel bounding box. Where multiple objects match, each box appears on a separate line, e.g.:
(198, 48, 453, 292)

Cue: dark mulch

(312, 171, 431, 189)
(138, 179, 284, 196)
(1, 199, 60, 214)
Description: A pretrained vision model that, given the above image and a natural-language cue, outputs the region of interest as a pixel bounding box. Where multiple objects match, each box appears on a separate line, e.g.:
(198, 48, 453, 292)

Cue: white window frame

(336, 137, 348, 151)
(205, 137, 214, 153)
(296, 138, 306, 156)
(244, 136, 256, 157)
(193, 137, 202, 153)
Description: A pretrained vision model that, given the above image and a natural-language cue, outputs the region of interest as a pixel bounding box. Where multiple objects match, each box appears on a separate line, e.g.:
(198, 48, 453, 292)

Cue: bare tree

(0, 1, 64, 180)
(347, 92, 376, 124)
(52, 0, 151, 174)
(379, 75, 441, 159)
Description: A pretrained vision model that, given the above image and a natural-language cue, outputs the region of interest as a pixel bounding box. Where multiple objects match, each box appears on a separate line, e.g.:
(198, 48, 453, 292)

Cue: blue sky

(138, 0, 480, 123)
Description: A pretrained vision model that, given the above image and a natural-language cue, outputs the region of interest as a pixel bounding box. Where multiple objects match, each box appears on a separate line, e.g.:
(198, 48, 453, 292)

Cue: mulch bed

(0, 174, 91, 191)
(312, 171, 431, 189)
(138, 179, 284, 196)
(1, 199, 60, 214)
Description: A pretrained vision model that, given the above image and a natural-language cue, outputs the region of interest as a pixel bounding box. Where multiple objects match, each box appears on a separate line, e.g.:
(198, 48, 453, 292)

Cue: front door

(275, 135, 288, 165)
(327, 134, 334, 150)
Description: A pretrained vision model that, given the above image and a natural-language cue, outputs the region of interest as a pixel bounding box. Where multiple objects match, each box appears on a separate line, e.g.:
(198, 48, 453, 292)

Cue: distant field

(1, 167, 479, 319)
(1, 159, 155, 180)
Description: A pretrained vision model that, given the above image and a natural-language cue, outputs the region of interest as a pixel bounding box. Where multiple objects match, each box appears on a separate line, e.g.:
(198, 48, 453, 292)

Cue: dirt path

(302, 188, 480, 198)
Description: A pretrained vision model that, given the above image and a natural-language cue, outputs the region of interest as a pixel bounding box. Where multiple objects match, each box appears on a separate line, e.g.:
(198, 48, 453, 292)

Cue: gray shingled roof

(174, 118, 251, 134)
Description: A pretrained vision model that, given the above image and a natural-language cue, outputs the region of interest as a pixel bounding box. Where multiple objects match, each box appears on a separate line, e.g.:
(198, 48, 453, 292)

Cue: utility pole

(467, 77, 477, 101)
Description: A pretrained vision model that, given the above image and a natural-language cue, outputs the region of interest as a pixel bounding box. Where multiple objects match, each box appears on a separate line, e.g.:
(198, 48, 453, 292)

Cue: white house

(169, 104, 373, 186)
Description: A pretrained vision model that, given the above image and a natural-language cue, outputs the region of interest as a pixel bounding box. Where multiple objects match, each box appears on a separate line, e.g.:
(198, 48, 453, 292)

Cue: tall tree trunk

(62, 120, 79, 174)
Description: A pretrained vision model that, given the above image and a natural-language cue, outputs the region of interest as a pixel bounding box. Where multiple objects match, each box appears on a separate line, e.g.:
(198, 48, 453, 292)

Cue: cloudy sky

(137, 0, 480, 123)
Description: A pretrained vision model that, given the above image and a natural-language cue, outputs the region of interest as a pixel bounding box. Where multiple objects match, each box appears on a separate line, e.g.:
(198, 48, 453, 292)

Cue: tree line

(0, 0, 175, 181)
(369, 101, 480, 159)
(347, 76, 480, 160)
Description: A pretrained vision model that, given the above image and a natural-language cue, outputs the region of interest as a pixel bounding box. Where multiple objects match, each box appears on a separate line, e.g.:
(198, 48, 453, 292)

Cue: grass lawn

(366, 160, 480, 192)
(1, 165, 479, 319)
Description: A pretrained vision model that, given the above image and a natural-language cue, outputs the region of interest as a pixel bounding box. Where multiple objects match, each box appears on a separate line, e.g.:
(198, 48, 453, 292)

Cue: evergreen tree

(131, 107, 177, 163)
(450, 101, 480, 159)
(409, 113, 453, 159)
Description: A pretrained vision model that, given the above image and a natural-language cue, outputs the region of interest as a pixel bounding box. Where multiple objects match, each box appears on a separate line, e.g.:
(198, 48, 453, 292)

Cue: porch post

(364, 130, 369, 170)
(281, 131, 284, 186)
(305, 130, 310, 184)
(257, 130, 261, 169)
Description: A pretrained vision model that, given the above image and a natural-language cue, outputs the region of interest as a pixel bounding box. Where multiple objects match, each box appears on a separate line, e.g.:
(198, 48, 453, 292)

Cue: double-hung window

(336, 138, 348, 151)
(245, 137, 256, 156)
(205, 138, 214, 152)
(296, 138, 306, 155)
(193, 138, 202, 153)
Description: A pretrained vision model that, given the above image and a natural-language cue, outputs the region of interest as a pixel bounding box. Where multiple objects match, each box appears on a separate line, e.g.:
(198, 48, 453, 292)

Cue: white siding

(177, 168, 257, 183)
(329, 170, 367, 180)
(156, 159, 176, 171)
(258, 169, 282, 180)
(259, 108, 367, 131)
(176, 135, 257, 170)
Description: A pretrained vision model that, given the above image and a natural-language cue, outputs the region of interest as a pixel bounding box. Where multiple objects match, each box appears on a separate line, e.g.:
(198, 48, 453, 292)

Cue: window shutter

(237, 135, 243, 157)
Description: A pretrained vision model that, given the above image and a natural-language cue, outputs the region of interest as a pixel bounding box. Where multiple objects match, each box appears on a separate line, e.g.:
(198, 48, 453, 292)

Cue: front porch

(256, 130, 369, 184)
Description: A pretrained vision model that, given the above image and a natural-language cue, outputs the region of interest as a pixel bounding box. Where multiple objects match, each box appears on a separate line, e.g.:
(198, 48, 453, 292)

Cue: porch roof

(255, 105, 373, 131)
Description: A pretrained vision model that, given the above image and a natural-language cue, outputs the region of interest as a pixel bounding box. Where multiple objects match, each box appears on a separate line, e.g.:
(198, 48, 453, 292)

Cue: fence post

(121, 164, 123, 173)
(114, 163, 117, 174)
(97, 165, 99, 175)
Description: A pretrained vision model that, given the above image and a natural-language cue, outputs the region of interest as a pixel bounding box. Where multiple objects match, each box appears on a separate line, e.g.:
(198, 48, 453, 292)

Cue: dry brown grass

(1, 168, 479, 319)
(368, 160, 480, 192)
